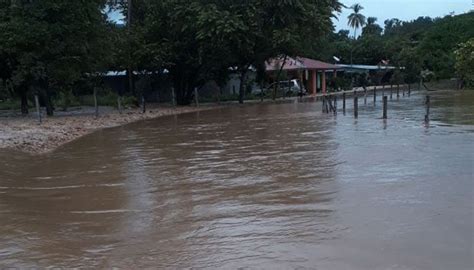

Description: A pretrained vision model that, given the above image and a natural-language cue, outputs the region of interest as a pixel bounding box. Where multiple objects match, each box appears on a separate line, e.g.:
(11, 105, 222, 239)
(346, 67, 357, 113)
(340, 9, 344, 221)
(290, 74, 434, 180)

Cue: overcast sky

(334, 0, 473, 32)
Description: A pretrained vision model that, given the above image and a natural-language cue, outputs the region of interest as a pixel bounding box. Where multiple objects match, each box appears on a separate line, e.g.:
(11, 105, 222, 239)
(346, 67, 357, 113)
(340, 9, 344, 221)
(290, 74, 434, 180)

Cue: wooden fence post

(354, 95, 358, 118)
(343, 92, 346, 114)
(322, 95, 326, 113)
(141, 95, 146, 113)
(194, 87, 199, 107)
(364, 88, 367, 105)
(171, 87, 176, 107)
(383, 96, 388, 119)
(93, 87, 99, 118)
(425, 95, 430, 123)
(373, 86, 377, 104)
(117, 96, 123, 114)
(34, 94, 42, 124)
(326, 96, 330, 113)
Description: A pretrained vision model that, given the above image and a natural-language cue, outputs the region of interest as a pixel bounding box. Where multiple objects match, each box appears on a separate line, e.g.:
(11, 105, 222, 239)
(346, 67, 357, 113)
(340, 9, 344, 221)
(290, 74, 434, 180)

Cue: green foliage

(327, 12, 473, 83)
(455, 38, 474, 87)
(111, 0, 342, 105)
(0, 0, 113, 115)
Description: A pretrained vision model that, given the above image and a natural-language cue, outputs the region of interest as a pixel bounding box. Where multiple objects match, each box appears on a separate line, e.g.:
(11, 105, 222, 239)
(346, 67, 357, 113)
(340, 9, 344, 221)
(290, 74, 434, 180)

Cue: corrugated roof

(336, 64, 401, 70)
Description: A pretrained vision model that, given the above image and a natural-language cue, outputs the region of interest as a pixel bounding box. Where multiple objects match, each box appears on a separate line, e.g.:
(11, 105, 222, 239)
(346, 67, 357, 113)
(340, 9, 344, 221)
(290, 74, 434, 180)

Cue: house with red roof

(266, 56, 340, 95)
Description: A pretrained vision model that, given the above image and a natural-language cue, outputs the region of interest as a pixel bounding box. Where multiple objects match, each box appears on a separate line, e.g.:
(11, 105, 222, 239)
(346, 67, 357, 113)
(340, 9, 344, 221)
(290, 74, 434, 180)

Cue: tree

(196, 0, 342, 103)
(347, 4, 366, 39)
(347, 3, 366, 66)
(362, 17, 382, 36)
(1, 0, 112, 115)
(455, 38, 474, 88)
(119, 0, 341, 105)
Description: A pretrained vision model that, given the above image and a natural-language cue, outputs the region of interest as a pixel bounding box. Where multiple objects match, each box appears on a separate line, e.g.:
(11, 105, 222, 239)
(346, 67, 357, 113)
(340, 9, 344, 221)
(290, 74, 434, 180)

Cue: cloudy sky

(334, 0, 473, 31)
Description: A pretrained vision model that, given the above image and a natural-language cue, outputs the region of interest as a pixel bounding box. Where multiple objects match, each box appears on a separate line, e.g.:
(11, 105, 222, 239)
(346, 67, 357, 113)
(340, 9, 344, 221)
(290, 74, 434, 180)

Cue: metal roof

(336, 64, 401, 70)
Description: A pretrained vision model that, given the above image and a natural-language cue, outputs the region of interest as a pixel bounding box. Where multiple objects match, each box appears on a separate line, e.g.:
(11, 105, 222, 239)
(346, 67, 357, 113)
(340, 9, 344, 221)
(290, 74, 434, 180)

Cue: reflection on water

(0, 90, 473, 269)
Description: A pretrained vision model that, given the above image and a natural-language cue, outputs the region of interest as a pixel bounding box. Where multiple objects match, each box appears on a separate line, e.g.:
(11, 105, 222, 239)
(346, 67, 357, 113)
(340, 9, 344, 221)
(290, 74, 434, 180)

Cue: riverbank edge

(0, 105, 225, 155)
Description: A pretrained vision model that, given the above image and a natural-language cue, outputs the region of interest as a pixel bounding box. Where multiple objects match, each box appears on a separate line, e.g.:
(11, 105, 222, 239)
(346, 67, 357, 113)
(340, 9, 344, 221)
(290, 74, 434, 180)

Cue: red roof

(265, 57, 305, 71)
(297, 57, 339, 70)
(266, 56, 339, 71)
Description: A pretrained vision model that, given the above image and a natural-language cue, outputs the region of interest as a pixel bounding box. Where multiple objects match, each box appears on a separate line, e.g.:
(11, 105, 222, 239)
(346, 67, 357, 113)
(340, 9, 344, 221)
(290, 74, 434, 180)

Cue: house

(266, 56, 341, 95)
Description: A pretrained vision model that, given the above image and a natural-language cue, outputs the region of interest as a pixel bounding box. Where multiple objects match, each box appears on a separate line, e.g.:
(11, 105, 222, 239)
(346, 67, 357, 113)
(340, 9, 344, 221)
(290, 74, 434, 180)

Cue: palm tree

(347, 3, 366, 67)
(363, 17, 383, 36)
(367, 16, 377, 26)
(348, 3, 367, 38)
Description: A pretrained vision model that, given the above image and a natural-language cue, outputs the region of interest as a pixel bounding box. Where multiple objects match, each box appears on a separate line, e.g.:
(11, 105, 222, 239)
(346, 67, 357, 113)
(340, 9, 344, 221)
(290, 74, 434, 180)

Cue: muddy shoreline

(0, 105, 219, 155)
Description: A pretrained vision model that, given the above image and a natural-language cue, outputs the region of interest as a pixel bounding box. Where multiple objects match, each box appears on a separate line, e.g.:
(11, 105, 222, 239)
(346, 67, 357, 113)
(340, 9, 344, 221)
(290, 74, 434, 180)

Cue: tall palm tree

(347, 3, 366, 66)
(348, 3, 366, 38)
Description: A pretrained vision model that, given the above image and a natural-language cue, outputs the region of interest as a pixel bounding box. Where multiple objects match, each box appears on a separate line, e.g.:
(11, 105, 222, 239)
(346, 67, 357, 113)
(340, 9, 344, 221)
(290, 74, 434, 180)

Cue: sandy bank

(0, 105, 218, 154)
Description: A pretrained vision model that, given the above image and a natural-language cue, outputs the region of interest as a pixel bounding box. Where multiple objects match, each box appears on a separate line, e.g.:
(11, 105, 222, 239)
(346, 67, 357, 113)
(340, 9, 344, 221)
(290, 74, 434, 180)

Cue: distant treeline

(313, 12, 474, 86)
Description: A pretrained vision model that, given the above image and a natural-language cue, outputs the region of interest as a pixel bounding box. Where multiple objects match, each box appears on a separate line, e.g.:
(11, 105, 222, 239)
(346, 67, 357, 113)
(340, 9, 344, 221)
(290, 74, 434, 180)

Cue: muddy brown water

(1, 90, 473, 269)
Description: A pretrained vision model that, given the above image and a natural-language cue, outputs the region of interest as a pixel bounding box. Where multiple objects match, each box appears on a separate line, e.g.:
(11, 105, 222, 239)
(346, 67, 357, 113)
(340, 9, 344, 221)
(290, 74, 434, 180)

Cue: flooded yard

(0, 90, 473, 269)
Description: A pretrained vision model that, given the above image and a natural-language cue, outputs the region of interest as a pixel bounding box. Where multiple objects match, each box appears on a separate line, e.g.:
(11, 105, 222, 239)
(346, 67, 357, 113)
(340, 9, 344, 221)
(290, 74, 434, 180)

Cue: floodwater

(0, 90, 473, 269)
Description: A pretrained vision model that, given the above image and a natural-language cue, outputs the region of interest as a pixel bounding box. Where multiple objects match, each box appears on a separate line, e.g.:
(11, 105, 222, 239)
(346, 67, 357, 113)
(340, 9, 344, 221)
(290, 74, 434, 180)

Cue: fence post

(383, 96, 388, 119)
(141, 95, 146, 113)
(194, 87, 199, 107)
(343, 92, 346, 114)
(117, 96, 123, 114)
(34, 94, 42, 125)
(171, 87, 176, 107)
(425, 95, 430, 123)
(334, 95, 338, 115)
(326, 96, 330, 113)
(373, 86, 377, 104)
(364, 88, 367, 105)
(322, 95, 326, 113)
(93, 87, 99, 118)
(354, 95, 358, 118)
